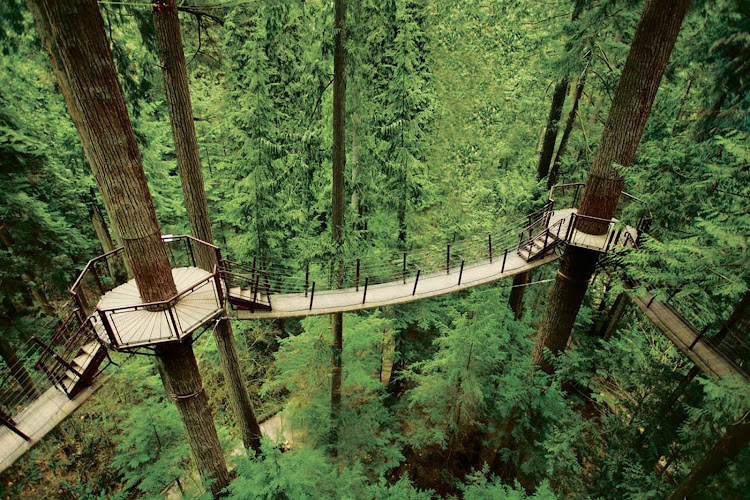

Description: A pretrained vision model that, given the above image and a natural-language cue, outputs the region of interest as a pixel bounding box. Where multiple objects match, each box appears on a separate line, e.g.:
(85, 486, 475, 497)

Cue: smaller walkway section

(630, 295, 742, 379)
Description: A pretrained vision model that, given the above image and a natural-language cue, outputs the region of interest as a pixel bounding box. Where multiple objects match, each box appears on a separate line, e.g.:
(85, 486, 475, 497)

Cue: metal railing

(548, 182, 653, 238)
(70, 235, 222, 317)
(96, 266, 224, 350)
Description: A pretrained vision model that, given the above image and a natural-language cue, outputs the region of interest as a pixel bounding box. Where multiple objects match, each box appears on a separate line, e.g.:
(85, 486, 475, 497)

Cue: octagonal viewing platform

(70, 236, 225, 351)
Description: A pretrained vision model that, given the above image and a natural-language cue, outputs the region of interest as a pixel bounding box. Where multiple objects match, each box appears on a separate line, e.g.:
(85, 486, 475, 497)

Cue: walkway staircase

(32, 311, 108, 399)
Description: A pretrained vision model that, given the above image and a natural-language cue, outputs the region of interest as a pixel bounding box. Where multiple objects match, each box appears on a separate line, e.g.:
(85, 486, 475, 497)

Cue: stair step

(72, 352, 94, 370)
(81, 342, 99, 356)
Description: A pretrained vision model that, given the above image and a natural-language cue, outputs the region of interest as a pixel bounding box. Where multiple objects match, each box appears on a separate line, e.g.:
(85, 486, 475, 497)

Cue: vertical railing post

(502, 248, 508, 272)
(488, 234, 492, 263)
(402, 252, 407, 284)
(355, 259, 360, 291)
(543, 229, 549, 250)
(573, 184, 580, 208)
(604, 230, 615, 254)
(91, 264, 105, 296)
(186, 238, 196, 267)
(689, 325, 710, 350)
(97, 307, 118, 348)
(305, 264, 309, 297)
(362, 276, 369, 304)
(458, 260, 464, 285)
(446, 244, 450, 274)
(251, 273, 260, 313)
(309, 281, 315, 310)
(412, 270, 421, 295)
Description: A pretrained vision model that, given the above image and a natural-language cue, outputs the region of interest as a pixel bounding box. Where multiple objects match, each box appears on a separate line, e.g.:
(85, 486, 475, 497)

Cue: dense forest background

(0, 0, 748, 498)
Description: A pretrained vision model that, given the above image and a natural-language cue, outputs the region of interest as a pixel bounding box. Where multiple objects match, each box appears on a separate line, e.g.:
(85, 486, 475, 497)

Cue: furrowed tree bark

(667, 411, 750, 500)
(531, 0, 691, 372)
(329, 0, 346, 455)
(152, 0, 262, 454)
(531, 246, 599, 372)
(27, 1, 229, 496)
(152, 0, 215, 270)
(576, 0, 692, 223)
(508, 271, 530, 321)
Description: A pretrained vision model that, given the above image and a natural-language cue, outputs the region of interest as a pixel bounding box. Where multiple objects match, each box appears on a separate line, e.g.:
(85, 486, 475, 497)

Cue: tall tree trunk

(155, 341, 231, 496)
(329, 0, 347, 455)
(667, 411, 750, 500)
(0, 226, 56, 317)
(601, 292, 629, 341)
(537, 80, 569, 180)
(508, 271, 530, 321)
(548, 68, 588, 190)
(152, 0, 262, 454)
(531, 246, 599, 372)
(214, 319, 262, 452)
(576, 0, 692, 224)
(536, 0, 585, 181)
(531, 0, 691, 372)
(27, 1, 229, 495)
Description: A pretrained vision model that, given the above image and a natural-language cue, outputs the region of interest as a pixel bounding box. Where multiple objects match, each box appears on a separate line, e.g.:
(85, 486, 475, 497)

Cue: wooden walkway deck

(95, 267, 223, 348)
(630, 294, 741, 379)
(235, 252, 561, 320)
(0, 376, 108, 474)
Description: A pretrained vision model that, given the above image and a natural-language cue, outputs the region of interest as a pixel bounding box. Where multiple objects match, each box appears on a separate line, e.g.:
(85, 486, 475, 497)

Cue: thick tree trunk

(0, 226, 56, 317)
(27, 1, 229, 495)
(214, 319, 262, 453)
(531, 246, 599, 372)
(536, 80, 568, 181)
(667, 411, 750, 500)
(156, 342, 231, 496)
(576, 0, 692, 226)
(152, 0, 262, 454)
(602, 292, 629, 341)
(531, 0, 691, 371)
(329, 0, 346, 455)
(152, 0, 214, 270)
(508, 271, 530, 321)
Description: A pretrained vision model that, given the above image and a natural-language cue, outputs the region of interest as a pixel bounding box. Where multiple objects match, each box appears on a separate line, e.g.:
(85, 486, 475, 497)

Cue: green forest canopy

(0, 0, 748, 498)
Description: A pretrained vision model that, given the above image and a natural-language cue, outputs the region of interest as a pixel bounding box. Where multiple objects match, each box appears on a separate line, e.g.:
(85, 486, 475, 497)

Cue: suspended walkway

(0, 183, 745, 473)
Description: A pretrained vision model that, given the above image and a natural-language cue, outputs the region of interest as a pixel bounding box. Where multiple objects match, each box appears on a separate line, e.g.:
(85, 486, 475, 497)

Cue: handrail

(70, 234, 220, 295)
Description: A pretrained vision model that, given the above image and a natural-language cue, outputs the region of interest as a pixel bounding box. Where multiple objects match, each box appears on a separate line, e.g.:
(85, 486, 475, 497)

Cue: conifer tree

(152, 0, 262, 453)
(26, 0, 230, 495)
(330, 0, 347, 454)
(532, 0, 692, 372)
